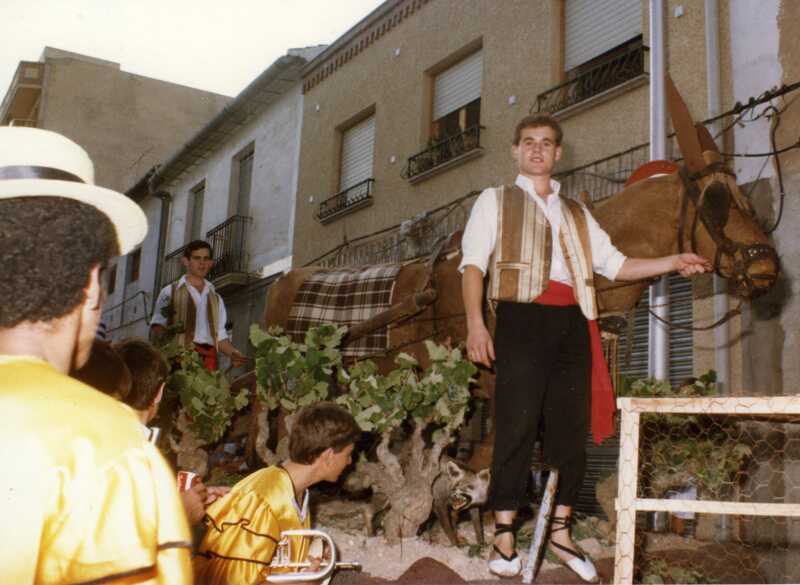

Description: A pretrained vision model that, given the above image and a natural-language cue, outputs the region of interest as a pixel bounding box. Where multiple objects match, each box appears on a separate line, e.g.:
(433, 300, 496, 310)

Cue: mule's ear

(694, 122, 720, 154)
(665, 74, 705, 173)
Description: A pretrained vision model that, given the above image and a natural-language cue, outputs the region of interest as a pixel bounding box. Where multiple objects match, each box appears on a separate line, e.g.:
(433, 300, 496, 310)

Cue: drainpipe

(151, 188, 172, 309)
(706, 0, 732, 541)
(649, 0, 670, 381)
(705, 0, 729, 395)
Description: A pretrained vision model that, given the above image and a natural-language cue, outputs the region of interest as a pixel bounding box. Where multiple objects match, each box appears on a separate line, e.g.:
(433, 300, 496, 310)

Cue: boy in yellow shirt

(194, 402, 361, 585)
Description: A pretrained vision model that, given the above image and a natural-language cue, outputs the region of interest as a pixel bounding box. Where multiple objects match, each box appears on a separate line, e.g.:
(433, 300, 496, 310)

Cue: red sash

(533, 281, 615, 444)
(194, 343, 219, 371)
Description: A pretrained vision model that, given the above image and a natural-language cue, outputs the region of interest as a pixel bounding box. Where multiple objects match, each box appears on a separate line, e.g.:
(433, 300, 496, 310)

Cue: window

(233, 147, 254, 217)
(126, 249, 141, 284)
(564, 0, 641, 72)
(405, 49, 484, 181)
(107, 264, 117, 295)
(188, 181, 205, 242)
(317, 115, 376, 222)
(537, 0, 644, 113)
(339, 115, 375, 202)
(431, 49, 482, 141)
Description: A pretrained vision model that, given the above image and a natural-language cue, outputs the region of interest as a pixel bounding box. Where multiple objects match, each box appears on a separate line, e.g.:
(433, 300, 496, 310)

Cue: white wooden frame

(614, 396, 800, 584)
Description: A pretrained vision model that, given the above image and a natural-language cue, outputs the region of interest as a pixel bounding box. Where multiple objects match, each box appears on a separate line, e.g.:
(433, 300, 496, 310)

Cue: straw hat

(0, 126, 146, 254)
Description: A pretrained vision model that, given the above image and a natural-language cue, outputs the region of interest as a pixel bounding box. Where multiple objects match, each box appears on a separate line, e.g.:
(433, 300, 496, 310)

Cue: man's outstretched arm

(615, 253, 712, 281)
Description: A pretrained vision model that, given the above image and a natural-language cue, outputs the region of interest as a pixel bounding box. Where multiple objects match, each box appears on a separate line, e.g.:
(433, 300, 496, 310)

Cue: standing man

(0, 127, 192, 584)
(460, 114, 710, 581)
(150, 240, 245, 370)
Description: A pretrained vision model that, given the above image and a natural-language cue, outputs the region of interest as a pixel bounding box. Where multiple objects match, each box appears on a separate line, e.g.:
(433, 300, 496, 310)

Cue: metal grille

(206, 215, 252, 280)
(536, 44, 648, 114)
(405, 125, 483, 180)
(317, 178, 375, 223)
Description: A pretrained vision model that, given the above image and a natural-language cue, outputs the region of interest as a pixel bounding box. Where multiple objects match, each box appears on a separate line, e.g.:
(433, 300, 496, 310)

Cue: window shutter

(433, 50, 483, 121)
(618, 290, 650, 381)
(667, 274, 694, 386)
(565, 0, 642, 70)
(340, 115, 375, 191)
(618, 274, 694, 387)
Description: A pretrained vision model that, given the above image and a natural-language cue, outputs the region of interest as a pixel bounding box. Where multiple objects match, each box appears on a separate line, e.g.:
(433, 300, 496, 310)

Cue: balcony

(161, 244, 188, 286)
(160, 215, 252, 292)
(406, 125, 483, 183)
(206, 215, 252, 291)
(316, 178, 374, 224)
(8, 118, 36, 127)
(536, 44, 648, 116)
(1, 62, 44, 125)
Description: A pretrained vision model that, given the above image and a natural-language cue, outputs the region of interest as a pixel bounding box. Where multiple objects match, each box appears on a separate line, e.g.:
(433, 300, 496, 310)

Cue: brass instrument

(265, 529, 361, 584)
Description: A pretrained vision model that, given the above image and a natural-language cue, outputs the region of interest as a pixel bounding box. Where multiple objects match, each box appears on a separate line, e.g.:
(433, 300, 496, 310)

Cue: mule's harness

(676, 163, 779, 299)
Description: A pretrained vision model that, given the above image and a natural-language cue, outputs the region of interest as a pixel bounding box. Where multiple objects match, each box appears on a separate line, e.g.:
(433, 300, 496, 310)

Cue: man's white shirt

(459, 174, 627, 283)
(150, 275, 229, 344)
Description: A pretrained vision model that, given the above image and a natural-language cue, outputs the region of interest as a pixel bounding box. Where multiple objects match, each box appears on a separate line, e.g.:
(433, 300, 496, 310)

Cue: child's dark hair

(289, 402, 361, 465)
(72, 340, 132, 400)
(114, 339, 169, 411)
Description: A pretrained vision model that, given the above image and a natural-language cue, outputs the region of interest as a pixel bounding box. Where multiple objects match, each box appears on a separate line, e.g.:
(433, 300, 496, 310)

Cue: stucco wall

(163, 84, 303, 274)
(38, 54, 231, 193)
(292, 0, 734, 268)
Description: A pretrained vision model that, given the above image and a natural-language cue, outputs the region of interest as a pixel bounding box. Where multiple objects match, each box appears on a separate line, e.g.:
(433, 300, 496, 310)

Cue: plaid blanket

(287, 264, 402, 358)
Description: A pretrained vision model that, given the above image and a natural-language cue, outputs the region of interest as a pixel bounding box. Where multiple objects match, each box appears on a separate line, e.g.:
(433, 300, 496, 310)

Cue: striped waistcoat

(487, 185, 597, 319)
(169, 282, 221, 349)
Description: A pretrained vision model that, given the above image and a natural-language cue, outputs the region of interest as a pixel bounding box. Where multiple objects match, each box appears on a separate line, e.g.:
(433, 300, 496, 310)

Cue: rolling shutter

(565, 0, 642, 70)
(433, 50, 483, 121)
(618, 274, 694, 387)
(340, 115, 375, 192)
(668, 275, 694, 385)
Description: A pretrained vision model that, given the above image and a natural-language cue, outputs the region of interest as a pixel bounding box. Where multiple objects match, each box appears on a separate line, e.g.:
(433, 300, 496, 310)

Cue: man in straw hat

(0, 127, 193, 584)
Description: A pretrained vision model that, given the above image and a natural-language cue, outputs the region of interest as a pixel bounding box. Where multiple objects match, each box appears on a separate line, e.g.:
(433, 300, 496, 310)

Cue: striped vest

(168, 282, 221, 349)
(487, 185, 597, 319)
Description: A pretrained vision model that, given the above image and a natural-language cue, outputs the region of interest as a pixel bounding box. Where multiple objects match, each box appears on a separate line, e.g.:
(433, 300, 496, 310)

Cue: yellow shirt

(0, 356, 193, 584)
(194, 466, 311, 585)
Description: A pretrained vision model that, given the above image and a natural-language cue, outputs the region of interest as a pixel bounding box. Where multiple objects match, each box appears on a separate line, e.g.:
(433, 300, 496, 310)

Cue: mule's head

(667, 76, 779, 299)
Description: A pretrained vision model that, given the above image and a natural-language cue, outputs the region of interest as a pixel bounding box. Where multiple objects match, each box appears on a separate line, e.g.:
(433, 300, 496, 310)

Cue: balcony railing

(317, 178, 374, 223)
(536, 45, 648, 114)
(161, 244, 188, 286)
(206, 215, 252, 282)
(406, 125, 483, 180)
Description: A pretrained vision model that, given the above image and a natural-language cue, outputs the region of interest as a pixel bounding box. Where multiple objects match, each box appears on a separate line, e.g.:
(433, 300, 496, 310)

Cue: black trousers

(487, 301, 591, 510)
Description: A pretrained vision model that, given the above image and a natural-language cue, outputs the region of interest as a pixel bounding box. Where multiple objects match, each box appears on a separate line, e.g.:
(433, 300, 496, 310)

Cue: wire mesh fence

(615, 396, 800, 584)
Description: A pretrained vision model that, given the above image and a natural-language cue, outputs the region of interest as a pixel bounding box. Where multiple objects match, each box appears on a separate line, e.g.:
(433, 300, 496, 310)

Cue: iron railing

(317, 178, 374, 222)
(206, 214, 252, 281)
(406, 125, 483, 179)
(536, 44, 648, 114)
(101, 290, 152, 336)
(554, 135, 680, 203)
(161, 244, 188, 286)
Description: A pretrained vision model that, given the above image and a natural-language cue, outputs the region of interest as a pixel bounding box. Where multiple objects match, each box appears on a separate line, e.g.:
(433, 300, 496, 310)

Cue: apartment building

(0, 47, 233, 340)
(120, 47, 325, 361)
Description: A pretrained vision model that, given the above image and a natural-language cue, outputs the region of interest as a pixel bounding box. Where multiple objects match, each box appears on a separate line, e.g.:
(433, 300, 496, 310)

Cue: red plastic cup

(177, 470, 198, 492)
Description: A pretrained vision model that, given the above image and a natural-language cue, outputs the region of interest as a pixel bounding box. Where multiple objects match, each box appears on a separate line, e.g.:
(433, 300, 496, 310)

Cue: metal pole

(649, 0, 669, 380)
(704, 0, 730, 396)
